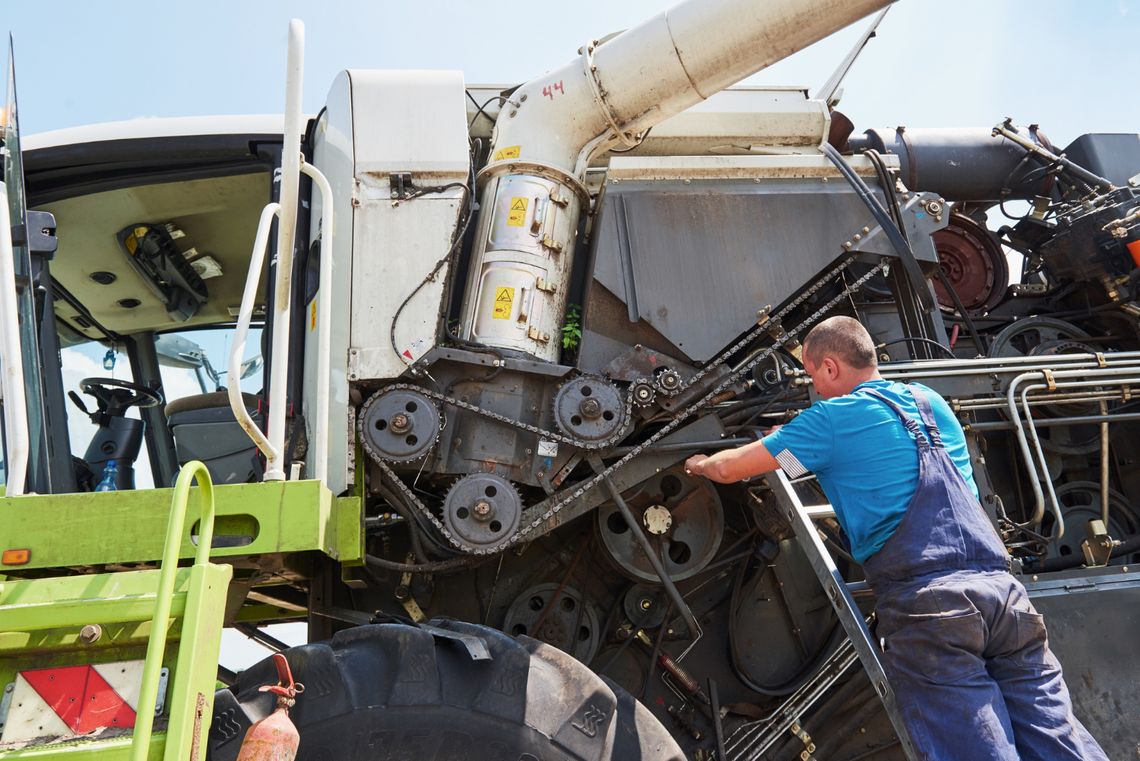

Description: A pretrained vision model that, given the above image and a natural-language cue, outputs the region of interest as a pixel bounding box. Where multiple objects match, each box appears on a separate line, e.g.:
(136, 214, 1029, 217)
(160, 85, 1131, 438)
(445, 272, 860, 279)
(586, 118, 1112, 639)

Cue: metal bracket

(418, 622, 492, 661)
(155, 667, 170, 716)
(0, 682, 14, 733)
(767, 470, 919, 760)
(389, 172, 416, 200)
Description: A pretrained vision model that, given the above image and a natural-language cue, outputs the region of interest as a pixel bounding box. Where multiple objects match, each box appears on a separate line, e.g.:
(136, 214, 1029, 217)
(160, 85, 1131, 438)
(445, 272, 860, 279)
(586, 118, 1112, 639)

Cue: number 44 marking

(542, 80, 565, 100)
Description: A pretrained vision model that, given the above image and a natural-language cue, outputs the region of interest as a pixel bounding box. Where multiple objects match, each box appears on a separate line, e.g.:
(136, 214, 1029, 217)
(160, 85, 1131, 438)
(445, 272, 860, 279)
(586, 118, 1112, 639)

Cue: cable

(932, 267, 987, 356)
(822, 143, 934, 314)
(466, 91, 509, 129)
(364, 552, 482, 574)
(389, 183, 473, 362)
(875, 336, 956, 360)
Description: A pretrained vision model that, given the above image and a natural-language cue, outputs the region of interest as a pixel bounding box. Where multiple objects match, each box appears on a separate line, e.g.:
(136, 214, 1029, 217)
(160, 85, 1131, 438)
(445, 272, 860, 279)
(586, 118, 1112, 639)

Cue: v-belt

(375, 256, 888, 555)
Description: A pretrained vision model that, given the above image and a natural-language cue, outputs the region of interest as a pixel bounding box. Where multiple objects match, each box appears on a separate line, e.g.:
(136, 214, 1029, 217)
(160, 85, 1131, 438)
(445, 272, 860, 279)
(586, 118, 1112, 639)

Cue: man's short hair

(802, 316, 877, 369)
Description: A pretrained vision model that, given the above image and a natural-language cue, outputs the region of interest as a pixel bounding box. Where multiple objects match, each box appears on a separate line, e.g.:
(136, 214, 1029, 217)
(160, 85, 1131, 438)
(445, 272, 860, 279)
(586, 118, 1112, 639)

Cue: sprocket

(552, 375, 628, 444)
(358, 387, 442, 463)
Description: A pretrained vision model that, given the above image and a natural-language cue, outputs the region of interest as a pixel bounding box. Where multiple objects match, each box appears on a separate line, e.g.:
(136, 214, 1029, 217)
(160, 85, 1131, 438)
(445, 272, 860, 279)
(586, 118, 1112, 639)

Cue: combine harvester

(1, 0, 1137, 758)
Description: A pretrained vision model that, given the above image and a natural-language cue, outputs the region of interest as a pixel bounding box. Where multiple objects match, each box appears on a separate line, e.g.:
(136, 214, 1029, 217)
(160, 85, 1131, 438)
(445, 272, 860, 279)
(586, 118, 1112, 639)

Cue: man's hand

(684, 454, 710, 476)
(684, 441, 782, 483)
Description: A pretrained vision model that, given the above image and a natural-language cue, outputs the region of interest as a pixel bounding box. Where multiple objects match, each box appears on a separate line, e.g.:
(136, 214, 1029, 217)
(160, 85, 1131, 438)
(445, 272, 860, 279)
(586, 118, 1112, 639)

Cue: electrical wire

(389, 183, 473, 362)
(875, 336, 956, 360)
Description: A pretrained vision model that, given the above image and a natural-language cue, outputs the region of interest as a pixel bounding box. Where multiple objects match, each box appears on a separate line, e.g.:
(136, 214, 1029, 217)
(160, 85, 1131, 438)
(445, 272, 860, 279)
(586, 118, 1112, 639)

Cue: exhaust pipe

(459, 0, 895, 360)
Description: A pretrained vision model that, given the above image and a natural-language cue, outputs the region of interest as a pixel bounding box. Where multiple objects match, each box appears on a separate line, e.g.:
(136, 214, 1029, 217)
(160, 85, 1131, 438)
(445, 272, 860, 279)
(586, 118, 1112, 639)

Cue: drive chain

(374, 257, 883, 556)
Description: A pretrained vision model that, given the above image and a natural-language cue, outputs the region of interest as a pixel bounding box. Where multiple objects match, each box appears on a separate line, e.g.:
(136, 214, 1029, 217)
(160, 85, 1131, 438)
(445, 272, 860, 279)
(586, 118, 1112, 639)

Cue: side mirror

(155, 333, 207, 369)
(239, 355, 263, 380)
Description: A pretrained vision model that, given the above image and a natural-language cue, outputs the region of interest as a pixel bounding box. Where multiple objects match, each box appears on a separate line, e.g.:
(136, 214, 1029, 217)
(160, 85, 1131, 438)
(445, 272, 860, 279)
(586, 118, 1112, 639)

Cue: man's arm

(685, 439, 780, 483)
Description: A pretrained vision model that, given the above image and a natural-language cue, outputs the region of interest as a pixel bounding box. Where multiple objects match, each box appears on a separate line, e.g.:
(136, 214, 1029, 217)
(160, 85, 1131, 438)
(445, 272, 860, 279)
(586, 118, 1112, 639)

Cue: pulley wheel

(932, 213, 1009, 313)
(1041, 482, 1140, 565)
(553, 375, 627, 444)
(359, 387, 441, 463)
(443, 473, 521, 551)
(503, 583, 601, 664)
(622, 584, 667, 630)
(597, 468, 723, 583)
(989, 317, 1089, 358)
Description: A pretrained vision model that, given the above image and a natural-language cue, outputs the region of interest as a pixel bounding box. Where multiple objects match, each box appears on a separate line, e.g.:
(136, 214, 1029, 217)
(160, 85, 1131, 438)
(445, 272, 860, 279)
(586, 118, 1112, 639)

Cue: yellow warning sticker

(310, 299, 317, 331)
(507, 197, 529, 227)
(494, 145, 521, 161)
(492, 287, 515, 320)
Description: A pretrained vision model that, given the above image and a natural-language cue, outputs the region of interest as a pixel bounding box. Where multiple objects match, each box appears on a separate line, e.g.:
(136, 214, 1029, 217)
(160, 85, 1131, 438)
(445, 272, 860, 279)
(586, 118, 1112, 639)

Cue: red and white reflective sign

(1, 660, 143, 745)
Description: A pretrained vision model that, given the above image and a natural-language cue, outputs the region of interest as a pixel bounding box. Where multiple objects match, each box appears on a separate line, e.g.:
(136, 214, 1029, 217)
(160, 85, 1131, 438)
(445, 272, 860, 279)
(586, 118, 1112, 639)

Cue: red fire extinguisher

(235, 653, 305, 761)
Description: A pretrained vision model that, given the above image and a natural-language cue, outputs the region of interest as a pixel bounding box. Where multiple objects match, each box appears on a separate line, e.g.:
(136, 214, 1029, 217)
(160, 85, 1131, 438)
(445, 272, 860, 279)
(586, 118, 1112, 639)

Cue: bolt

(389, 413, 412, 434)
(862, 226, 870, 234)
(853, 233, 862, 241)
(394, 585, 410, 600)
(843, 241, 853, 249)
(79, 624, 102, 644)
(579, 397, 603, 419)
(472, 500, 493, 520)
(640, 598, 653, 611)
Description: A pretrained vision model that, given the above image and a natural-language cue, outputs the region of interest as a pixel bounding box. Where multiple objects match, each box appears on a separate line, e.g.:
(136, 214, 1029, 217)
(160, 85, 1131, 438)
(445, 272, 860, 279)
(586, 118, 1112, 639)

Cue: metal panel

(344, 69, 468, 379)
(1024, 567, 1140, 759)
(588, 172, 873, 363)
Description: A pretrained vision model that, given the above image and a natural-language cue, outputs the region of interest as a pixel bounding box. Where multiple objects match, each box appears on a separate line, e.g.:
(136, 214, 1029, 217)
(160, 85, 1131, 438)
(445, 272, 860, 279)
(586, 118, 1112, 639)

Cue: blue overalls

(859, 387, 1107, 761)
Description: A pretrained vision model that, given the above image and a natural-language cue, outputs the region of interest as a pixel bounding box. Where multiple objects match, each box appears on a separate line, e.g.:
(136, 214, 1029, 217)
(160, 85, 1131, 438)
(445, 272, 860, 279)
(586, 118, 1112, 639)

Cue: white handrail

(228, 202, 281, 463)
(299, 160, 333, 485)
(0, 181, 29, 496)
(263, 19, 306, 482)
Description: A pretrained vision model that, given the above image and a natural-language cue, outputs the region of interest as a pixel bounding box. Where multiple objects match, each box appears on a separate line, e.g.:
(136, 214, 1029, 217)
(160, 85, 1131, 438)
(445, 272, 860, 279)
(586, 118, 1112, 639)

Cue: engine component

(989, 317, 1090, 358)
(359, 387, 441, 463)
(731, 539, 837, 695)
(630, 377, 657, 408)
(622, 584, 667, 630)
(442, 473, 522, 550)
(503, 583, 601, 664)
(932, 213, 1009, 313)
(553, 375, 627, 444)
(1044, 482, 1140, 565)
(597, 469, 723, 582)
(654, 368, 683, 397)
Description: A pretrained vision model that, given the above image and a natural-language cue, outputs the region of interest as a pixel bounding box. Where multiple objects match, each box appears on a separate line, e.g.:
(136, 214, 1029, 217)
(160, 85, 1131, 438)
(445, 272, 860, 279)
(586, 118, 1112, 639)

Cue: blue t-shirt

(761, 380, 977, 563)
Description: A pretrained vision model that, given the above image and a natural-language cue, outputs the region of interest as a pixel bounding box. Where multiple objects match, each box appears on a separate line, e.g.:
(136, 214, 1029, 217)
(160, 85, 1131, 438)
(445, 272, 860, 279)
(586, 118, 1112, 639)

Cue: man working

(684, 316, 1106, 761)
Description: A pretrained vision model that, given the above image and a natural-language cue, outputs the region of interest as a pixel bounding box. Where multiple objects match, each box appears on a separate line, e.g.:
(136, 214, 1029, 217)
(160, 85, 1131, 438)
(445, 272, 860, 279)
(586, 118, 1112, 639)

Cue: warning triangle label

(496, 290, 512, 302)
(510, 198, 527, 211)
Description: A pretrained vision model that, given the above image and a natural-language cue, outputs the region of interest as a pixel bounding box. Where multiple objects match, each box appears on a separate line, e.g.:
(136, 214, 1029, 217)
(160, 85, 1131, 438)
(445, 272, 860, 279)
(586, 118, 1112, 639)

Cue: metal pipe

(1004, 370, 1140, 531)
(0, 181, 29, 496)
(265, 19, 305, 481)
(1019, 382, 1064, 539)
(993, 121, 1114, 192)
(300, 160, 334, 485)
(967, 411, 1140, 432)
(229, 203, 282, 463)
(957, 390, 1129, 412)
(609, 437, 752, 457)
(461, 0, 891, 360)
(883, 351, 1140, 376)
(1100, 401, 1110, 526)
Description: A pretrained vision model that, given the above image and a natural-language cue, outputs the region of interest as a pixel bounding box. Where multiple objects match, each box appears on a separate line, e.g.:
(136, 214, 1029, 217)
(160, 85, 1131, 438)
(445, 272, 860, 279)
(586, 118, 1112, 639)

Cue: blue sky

(6, 1, 1138, 147)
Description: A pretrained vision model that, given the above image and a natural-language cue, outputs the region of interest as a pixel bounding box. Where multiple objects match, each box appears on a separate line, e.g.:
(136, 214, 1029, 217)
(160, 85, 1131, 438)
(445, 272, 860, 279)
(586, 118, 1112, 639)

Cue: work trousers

(877, 570, 1107, 761)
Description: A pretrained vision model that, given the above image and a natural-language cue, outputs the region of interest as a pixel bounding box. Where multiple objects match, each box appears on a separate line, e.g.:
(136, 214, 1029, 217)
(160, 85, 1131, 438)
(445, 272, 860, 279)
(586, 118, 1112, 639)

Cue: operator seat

(165, 391, 265, 485)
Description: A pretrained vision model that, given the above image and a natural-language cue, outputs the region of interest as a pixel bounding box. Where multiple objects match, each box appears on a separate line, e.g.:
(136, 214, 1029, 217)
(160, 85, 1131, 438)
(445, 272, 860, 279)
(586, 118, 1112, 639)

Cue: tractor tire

(208, 619, 685, 761)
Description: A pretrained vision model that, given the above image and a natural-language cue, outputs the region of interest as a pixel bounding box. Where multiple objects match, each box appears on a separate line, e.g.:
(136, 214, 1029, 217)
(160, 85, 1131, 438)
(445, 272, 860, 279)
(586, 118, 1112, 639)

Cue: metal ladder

(0, 462, 230, 760)
(766, 469, 919, 760)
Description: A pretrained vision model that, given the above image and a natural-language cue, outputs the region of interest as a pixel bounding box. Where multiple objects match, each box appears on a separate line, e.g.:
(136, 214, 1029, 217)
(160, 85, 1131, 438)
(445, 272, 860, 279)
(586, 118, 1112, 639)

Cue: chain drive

(374, 256, 885, 556)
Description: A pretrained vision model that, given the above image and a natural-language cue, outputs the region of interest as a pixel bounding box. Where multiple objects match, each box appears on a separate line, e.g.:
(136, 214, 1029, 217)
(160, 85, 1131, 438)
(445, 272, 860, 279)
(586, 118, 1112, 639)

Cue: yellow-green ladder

(0, 462, 232, 760)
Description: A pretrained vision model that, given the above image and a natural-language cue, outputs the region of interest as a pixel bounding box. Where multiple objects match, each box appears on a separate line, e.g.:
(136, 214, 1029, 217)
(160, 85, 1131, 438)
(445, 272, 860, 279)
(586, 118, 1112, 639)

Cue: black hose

(932, 266, 987, 356)
(822, 143, 934, 312)
(875, 336, 957, 360)
(373, 483, 432, 564)
(364, 553, 483, 574)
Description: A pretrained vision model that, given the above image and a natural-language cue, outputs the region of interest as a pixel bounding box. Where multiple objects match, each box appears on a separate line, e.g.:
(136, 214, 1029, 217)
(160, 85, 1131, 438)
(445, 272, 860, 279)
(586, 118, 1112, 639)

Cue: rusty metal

(235, 653, 304, 761)
(931, 213, 1008, 313)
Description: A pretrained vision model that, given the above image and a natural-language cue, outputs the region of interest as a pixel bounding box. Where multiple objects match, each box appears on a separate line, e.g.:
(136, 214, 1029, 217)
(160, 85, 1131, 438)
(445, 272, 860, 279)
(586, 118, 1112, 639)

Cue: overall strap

(860, 388, 931, 450)
(906, 386, 945, 448)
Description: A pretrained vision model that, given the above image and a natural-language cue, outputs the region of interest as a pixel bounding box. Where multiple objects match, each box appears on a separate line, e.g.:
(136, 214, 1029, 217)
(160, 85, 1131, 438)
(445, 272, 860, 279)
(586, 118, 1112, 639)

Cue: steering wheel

(78, 377, 164, 418)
